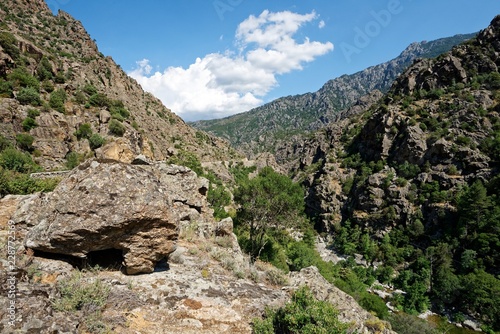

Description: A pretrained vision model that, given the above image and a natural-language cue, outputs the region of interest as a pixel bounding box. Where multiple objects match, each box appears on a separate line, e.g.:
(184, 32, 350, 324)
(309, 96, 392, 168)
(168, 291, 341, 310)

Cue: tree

(234, 167, 305, 261)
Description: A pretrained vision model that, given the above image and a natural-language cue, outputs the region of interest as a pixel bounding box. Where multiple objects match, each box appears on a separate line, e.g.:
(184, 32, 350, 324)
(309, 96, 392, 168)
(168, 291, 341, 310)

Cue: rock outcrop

(12, 159, 212, 274)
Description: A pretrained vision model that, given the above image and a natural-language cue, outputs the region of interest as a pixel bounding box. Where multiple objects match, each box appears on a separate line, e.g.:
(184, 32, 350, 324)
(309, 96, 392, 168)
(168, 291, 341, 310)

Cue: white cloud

(129, 10, 333, 121)
(319, 20, 326, 29)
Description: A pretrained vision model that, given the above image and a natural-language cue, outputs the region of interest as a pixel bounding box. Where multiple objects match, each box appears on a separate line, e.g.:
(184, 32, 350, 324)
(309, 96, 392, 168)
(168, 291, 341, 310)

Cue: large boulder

(13, 159, 212, 274)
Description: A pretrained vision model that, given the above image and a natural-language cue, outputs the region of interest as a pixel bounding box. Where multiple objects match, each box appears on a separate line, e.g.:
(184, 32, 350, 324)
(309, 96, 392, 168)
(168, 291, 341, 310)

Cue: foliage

(234, 167, 305, 261)
(75, 123, 93, 140)
(89, 93, 110, 107)
(49, 89, 67, 113)
(0, 170, 59, 196)
(8, 67, 40, 90)
(108, 119, 126, 136)
(207, 183, 231, 220)
(15, 133, 34, 151)
(22, 117, 38, 131)
(389, 313, 438, 334)
(166, 150, 203, 176)
(253, 286, 349, 334)
(65, 152, 83, 170)
(36, 56, 53, 81)
(88, 133, 106, 150)
(0, 31, 20, 59)
(52, 270, 110, 312)
(0, 148, 38, 173)
(16, 87, 41, 106)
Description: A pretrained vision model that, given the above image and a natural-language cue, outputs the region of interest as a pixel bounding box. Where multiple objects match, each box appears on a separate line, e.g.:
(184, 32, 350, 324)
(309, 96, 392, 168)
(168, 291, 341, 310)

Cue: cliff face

(0, 0, 239, 171)
(281, 14, 500, 329)
(191, 33, 475, 156)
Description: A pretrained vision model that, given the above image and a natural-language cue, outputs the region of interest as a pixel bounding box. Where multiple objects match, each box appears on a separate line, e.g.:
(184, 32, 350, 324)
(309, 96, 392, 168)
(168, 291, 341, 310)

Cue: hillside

(0, 0, 239, 173)
(282, 14, 500, 330)
(191, 33, 476, 155)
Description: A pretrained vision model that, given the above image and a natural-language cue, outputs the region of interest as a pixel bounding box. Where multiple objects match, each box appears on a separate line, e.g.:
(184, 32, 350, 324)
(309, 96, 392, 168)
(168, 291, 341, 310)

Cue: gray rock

(15, 159, 214, 275)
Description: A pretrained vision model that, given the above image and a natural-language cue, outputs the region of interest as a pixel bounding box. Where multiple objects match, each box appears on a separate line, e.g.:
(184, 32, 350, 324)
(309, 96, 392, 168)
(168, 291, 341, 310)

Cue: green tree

(234, 167, 305, 261)
(88, 133, 106, 150)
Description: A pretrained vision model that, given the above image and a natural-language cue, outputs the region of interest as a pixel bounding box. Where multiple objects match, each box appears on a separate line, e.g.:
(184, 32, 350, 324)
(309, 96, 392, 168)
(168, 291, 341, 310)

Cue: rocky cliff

(279, 14, 500, 330)
(0, 0, 239, 171)
(191, 33, 475, 156)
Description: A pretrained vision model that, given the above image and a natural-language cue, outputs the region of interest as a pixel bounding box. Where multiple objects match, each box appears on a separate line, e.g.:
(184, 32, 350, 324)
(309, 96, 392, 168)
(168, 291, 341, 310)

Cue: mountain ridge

(191, 33, 476, 155)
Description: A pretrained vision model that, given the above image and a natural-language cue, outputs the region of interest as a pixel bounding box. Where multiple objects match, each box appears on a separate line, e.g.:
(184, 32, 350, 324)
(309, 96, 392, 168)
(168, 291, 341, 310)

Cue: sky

(45, 0, 500, 121)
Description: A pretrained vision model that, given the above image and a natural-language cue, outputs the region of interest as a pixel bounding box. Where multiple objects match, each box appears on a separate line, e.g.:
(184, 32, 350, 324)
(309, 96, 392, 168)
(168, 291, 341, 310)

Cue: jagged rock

(14, 160, 213, 274)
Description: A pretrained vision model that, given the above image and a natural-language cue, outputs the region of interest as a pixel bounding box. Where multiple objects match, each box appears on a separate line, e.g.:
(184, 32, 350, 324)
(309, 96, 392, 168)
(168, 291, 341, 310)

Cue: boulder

(14, 159, 213, 274)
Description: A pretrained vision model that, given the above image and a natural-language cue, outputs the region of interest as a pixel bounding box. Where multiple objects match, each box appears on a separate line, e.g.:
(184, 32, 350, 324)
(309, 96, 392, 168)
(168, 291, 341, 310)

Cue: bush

(88, 133, 106, 150)
(8, 67, 40, 90)
(0, 31, 20, 59)
(15, 133, 34, 151)
(27, 108, 40, 118)
(52, 270, 110, 312)
(74, 123, 92, 140)
(49, 89, 67, 113)
(0, 148, 38, 173)
(83, 84, 98, 96)
(16, 87, 41, 106)
(41, 79, 54, 93)
(22, 117, 38, 131)
(65, 152, 82, 170)
(108, 119, 126, 136)
(89, 93, 110, 107)
(0, 79, 13, 97)
(253, 286, 349, 334)
(36, 56, 53, 81)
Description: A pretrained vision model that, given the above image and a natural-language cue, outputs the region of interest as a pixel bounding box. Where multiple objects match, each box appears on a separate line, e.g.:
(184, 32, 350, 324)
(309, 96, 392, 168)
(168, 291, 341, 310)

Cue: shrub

(74, 123, 92, 140)
(41, 79, 54, 92)
(0, 79, 13, 97)
(88, 133, 106, 150)
(89, 93, 110, 107)
(15, 133, 34, 151)
(83, 84, 98, 96)
(8, 67, 40, 90)
(22, 117, 38, 131)
(16, 87, 41, 106)
(65, 152, 82, 169)
(108, 119, 125, 136)
(27, 108, 40, 118)
(49, 89, 67, 113)
(0, 148, 37, 173)
(0, 31, 20, 59)
(52, 270, 110, 312)
(36, 56, 53, 81)
(253, 286, 349, 334)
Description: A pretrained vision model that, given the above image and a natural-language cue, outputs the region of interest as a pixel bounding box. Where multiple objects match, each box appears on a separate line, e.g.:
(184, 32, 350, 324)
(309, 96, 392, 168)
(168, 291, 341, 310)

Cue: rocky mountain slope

(281, 14, 500, 330)
(191, 33, 475, 155)
(0, 158, 395, 333)
(0, 0, 239, 171)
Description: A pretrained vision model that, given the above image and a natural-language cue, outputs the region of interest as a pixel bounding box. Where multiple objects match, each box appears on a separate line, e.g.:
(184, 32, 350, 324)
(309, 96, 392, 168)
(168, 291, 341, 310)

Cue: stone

(14, 159, 213, 275)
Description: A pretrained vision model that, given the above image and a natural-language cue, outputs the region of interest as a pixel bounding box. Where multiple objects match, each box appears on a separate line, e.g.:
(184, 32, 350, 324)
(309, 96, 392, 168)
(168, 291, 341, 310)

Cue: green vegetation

(234, 167, 305, 262)
(253, 286, 349, 334)
(75, 123, 93, 140)
(108, 119, 125, 136)
(16, 87, 41, 106)
(88, 133, 106, 150)
(49, 89, 67, 113)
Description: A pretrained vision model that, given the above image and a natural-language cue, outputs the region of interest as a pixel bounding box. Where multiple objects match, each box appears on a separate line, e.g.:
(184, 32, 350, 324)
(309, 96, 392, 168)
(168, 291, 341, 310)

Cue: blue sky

(46, 0, 500, 121)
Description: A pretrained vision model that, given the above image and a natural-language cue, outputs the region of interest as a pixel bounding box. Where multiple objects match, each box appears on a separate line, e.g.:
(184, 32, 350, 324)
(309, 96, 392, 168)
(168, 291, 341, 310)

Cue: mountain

(0, 0, 239, 172)
(282, 14, 500, 330)
(191, 33, 476, 155)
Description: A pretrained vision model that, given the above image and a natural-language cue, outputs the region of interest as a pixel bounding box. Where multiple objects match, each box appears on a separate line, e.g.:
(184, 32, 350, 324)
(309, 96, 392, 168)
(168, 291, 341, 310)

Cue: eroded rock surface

(13, 159, 212, 274)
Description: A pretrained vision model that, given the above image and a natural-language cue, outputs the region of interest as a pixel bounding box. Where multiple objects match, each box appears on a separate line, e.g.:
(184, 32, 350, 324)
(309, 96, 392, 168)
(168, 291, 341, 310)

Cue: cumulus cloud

(129, 10, 333, 121)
